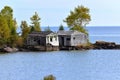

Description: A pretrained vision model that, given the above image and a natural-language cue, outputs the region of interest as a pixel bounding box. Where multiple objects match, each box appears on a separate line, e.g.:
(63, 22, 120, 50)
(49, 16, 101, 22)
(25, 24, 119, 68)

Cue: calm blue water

(0, 50, 120, 80)
(6, 26, 120, 80)
(87, 26, 120, 44)
(41, 26, 120, 44)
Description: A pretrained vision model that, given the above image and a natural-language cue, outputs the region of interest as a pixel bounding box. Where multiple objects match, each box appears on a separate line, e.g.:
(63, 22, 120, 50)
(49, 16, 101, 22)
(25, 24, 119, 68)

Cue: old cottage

(26, 31, 59, 51)
(58, 30, 88, 47)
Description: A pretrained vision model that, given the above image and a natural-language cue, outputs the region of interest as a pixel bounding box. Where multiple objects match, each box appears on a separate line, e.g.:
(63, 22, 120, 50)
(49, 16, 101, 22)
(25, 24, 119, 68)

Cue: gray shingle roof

(29, 31, 53, 36)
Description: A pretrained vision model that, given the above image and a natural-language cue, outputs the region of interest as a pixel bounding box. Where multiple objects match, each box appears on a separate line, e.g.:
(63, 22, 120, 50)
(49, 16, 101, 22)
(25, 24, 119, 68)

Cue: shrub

(43, 75, 56, 80)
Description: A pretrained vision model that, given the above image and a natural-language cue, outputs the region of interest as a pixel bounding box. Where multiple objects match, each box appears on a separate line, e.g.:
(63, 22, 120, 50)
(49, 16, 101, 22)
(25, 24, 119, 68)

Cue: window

(34, 37, 37, 41)
(73, 37, 75, 40)
(50, 37, 53, 42)
(66, 38, 70, 41)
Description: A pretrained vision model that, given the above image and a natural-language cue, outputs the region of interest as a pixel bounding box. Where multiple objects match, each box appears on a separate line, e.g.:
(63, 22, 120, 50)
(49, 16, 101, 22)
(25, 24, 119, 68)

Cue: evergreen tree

(20, 21, 30, 41)
(0, 15, 10, 45)
(59, 24, 64, 31)
(1, 6, 17, 34)
(30, 12, 41, 32)
(30, 26, 35, 32)
(0, 6, 18, 46)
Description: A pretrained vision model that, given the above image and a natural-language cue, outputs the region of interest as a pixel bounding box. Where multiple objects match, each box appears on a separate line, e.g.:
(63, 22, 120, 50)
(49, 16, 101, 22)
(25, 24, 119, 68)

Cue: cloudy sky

(0, 0, 120, 26)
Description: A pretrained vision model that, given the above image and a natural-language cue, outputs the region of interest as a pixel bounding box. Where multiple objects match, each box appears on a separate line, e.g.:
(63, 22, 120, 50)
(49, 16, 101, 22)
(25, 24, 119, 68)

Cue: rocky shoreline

(60, 41, 120, 50)
(0, 47, 19, 53)
(0, 41, 120, 53)
(93, 41, 120, 49)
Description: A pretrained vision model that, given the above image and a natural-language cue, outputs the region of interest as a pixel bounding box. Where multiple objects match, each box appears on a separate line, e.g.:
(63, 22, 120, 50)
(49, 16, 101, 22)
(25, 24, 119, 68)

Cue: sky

(1, 0, 120, 26)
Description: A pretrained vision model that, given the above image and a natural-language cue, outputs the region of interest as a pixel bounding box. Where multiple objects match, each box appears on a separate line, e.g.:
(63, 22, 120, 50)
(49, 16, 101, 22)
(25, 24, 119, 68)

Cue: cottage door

(66, 38, 71, 46)
(61, 37, 64, 46)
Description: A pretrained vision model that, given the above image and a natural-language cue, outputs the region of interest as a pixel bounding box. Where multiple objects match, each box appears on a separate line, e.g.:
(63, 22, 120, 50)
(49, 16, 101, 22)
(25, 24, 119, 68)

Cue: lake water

(1, 26, 120, 80)
(0, 50, 120, 80)
(87, 26, 120, 44)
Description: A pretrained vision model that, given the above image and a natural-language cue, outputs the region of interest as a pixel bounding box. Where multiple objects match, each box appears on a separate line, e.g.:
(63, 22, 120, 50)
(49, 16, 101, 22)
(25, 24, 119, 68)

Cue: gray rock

(3, 47, 18, 53)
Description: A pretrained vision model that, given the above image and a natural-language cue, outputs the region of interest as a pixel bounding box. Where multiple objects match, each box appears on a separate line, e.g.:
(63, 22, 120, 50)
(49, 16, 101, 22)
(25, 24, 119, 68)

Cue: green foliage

(0, 6, 13, 20)
(0, 15, 10, 45)
(15, 36, 24, 47)
(70, 25, 88, 34)
(64, 5, 91, 34)
(0, 6, 42, 47)
(20, 21, 30, 41)
(59, 24, 64, 31)
(44, 75, 56, 80)
(30, 12, 41, 32)
(44, 26, 51, 31)
(1, 6, 16, 33)
(0, 6, 18, 47)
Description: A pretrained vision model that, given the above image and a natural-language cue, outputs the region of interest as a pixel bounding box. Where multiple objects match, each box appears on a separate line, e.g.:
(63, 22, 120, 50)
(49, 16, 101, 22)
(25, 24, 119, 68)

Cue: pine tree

(30, 12, 41, 32)
(0, 15, 10, 45)
(0, 6, 18, 46)
(59, 24, 64, 31)
(20, 21, 30, 41)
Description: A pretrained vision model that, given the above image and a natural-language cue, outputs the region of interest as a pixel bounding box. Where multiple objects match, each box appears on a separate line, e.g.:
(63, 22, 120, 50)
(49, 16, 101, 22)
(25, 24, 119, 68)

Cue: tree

(30, 12, 41, 32)
(15, 36, 24, 47)
(0, 15, 10, 45)
(20, 21, 30, 41)
(64, 5, 91, 34)
(59, 24, 64, 31)
(0, 6, 13, 20)
(0, 6, 18, 46)
(0, 6, 17, 34)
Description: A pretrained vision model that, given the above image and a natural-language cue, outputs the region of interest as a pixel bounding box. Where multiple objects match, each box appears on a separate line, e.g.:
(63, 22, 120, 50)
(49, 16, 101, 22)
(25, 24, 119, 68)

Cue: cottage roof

(57, 30, 85, 36)
(29, 31, 54, 36)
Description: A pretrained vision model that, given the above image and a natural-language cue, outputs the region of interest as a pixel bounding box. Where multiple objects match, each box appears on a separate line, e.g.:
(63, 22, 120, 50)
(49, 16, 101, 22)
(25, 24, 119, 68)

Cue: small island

(0, 5, 120, 53)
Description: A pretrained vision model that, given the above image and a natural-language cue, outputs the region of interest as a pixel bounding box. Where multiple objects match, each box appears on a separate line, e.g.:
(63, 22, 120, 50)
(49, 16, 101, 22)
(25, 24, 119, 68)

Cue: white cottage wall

(46, 34, 59, 46)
